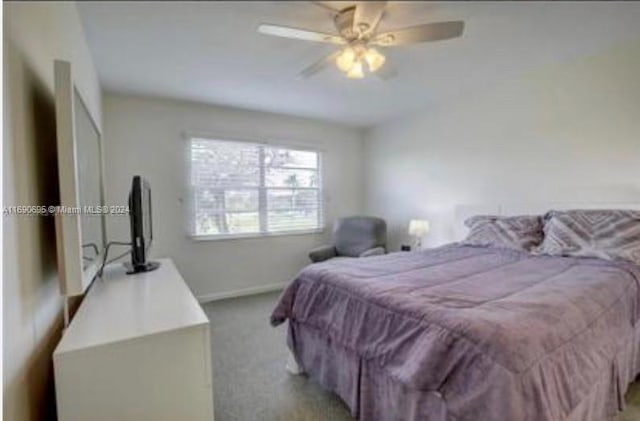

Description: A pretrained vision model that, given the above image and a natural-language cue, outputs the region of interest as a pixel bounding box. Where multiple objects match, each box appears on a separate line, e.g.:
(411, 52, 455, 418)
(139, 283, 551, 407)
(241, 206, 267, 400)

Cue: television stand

(54, 259, 213, 420)
(125, 260, 160, 274)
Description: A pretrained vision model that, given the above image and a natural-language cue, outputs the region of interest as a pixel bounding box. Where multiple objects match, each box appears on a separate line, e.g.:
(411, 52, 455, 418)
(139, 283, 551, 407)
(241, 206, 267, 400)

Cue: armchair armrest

(309, 245, 337, 263)
(359, 247, 386, 258)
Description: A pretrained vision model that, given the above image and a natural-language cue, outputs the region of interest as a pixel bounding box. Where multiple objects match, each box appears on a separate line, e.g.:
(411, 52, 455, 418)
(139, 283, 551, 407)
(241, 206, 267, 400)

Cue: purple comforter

(271, 245, 640, 421)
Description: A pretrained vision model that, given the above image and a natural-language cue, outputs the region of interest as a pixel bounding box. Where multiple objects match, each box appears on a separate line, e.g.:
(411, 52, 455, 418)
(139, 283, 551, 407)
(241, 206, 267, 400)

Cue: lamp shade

(364, 48, 386, 72)
(336, 48, 356, 72)
(346, 60, 365, 79)
(408, 219, 430, 237)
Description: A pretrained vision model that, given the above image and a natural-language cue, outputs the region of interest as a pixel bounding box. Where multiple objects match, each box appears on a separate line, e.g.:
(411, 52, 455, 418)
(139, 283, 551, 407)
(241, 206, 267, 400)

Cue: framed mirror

(54, 60, 106, 297)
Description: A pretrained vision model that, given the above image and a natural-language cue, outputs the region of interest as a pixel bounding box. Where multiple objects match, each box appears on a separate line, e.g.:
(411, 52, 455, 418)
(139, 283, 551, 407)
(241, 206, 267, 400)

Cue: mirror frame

(54, 60, 106, 297)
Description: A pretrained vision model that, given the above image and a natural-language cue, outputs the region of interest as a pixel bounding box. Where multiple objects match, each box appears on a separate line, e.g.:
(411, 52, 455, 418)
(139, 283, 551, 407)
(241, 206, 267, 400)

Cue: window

(188, 137, 323, 239)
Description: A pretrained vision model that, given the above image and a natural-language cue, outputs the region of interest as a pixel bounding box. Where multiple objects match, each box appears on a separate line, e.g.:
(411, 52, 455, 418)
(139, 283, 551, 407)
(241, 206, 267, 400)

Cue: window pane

(264, 147, 317, 169)
(190, 138, 323, 237)
(194, 211, 260, 236)
(194, 211, 226, 236)
(268, 209, 319, 232)
(267, 189, 319, 210)
(225, 190, 259, 212)
(191, 139, 259, 187)
(265, 168, 318, 188)
(194, 188, 259, 214)
(226, 212, 260, 234)
(194, 187, 226, 213)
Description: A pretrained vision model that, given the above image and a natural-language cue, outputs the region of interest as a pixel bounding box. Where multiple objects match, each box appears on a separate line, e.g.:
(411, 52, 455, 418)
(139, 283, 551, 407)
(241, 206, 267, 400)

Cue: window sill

(189, 228, 325, 242)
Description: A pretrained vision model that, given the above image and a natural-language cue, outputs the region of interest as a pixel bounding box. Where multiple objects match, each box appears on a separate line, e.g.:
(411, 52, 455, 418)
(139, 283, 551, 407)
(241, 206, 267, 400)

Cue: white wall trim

(181, 130, 328, 152)
(197, 282, 287, 303)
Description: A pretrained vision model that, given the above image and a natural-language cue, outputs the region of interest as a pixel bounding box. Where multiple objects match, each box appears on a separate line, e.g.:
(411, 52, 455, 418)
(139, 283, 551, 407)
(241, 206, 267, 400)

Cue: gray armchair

(309, 216, 387, 263)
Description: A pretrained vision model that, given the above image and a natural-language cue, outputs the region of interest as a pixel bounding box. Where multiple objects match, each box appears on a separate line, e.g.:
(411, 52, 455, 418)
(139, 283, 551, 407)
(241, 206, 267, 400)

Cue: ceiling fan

(258, 1, 464, 80)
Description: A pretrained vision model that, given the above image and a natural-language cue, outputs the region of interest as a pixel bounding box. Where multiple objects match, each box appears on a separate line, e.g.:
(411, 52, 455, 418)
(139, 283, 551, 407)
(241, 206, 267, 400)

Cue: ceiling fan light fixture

(346, 60, 365, 79)
(364, 48, 386, 72)
(336, 47, 356, 72)
(258, 3, 464, 81)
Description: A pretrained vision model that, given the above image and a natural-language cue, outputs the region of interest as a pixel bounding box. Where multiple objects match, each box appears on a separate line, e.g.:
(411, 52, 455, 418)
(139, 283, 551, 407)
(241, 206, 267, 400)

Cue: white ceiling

(78, 1, 640, 128)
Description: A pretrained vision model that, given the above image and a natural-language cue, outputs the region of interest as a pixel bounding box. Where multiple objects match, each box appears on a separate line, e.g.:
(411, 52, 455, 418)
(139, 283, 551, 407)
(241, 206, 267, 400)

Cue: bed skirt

(288, 319, 640, 421)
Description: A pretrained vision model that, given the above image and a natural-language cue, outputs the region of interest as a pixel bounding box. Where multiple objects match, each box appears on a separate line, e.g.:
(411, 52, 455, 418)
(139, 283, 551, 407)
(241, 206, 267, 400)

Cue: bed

(271, 213, 640, 420)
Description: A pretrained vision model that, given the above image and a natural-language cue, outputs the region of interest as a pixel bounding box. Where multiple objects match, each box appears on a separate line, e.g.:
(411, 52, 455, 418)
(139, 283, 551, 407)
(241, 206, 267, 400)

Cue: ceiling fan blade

(372, 21, 464, 46)
(311, 1, 343, 13)
(375, 64, 398, 81)
(353, 1, 387, 36)
(298, 51, 341, 79)
(258, 24, 345, 45)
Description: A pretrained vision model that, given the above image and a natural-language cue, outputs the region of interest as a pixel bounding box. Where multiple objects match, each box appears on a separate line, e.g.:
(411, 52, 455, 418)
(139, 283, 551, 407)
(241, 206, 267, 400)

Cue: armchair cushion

(334, 216, 387, 257)
(309, 245, 337, 263)
(359, 246, 386, 258)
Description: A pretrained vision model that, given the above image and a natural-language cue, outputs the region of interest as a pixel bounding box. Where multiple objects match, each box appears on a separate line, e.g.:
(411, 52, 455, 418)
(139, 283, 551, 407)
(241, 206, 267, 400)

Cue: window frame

(186, 135, 325, 241)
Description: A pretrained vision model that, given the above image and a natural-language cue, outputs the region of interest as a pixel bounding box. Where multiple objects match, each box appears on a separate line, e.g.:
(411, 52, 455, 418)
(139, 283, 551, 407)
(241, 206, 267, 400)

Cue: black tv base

(125, 261, 161, 275)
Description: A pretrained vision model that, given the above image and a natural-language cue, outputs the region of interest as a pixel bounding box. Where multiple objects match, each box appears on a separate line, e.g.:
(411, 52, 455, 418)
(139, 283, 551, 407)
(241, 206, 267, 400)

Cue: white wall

(364, 41, 640, 251)
(102, 94, 364, 299)
(3, 2, 102, 420)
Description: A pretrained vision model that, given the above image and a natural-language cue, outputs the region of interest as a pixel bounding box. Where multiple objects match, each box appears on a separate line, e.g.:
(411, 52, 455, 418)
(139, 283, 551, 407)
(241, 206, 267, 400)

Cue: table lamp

(408, 219, 430, 250)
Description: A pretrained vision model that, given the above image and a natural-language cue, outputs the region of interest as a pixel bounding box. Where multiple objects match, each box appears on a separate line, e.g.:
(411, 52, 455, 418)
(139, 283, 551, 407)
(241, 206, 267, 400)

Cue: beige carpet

(203, 292, 640, 421)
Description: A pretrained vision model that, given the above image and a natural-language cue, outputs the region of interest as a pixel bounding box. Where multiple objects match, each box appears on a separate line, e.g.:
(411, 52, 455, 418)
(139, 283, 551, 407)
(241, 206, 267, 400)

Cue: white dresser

(54, 258, 214, 421)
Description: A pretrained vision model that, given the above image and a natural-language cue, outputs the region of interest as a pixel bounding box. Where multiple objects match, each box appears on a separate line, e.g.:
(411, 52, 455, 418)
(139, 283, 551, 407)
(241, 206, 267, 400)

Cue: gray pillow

(534, 209, 640, 265)
(463, 215, 543, 251)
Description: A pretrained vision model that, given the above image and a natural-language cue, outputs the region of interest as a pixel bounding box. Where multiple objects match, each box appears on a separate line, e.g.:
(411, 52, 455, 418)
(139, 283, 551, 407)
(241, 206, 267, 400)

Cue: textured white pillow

(534, 209, 640, 265)
(463, 215, 544, 251)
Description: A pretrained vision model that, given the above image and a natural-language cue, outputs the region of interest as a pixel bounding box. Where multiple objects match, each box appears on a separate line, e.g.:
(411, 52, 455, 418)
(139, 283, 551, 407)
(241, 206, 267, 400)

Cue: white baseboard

(197, 282, 287, 304)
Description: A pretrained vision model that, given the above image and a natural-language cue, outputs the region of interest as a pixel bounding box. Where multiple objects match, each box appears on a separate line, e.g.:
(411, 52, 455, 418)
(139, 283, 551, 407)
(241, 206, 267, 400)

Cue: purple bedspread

(271, 245, 640, 421)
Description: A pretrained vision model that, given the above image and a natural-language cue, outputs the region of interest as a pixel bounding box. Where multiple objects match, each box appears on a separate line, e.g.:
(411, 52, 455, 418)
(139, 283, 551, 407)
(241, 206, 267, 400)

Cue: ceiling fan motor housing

(334, 6, 357, 41)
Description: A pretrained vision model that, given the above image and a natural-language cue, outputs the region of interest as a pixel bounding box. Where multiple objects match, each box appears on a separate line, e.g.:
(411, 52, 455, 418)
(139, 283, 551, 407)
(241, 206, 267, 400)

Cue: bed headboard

(452, 202, 640, 241)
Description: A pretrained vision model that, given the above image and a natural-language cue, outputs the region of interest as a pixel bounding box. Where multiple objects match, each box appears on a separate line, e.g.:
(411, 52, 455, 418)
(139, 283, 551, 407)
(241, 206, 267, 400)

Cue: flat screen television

(126, 175, 159, 274)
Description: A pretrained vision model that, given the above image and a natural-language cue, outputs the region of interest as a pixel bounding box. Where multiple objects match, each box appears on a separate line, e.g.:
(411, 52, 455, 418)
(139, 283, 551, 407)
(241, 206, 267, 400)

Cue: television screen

(128, 175, 159, 273)
(141, 178, 152, 247)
